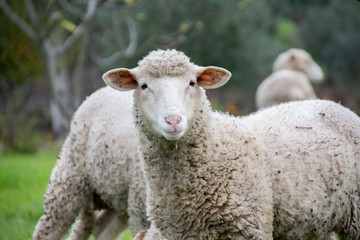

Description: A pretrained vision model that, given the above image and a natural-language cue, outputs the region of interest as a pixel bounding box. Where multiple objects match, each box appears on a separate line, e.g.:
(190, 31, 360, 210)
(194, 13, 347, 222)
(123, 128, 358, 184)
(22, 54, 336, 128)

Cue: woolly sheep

(255, 48, 324, 109)
(33, 87, 150, 240)
(103, 49, 360, 240)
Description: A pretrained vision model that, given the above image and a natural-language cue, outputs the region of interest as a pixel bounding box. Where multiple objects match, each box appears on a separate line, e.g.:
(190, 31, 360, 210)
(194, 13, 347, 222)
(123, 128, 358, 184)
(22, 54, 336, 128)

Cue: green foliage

(275, 17, 299, 46)
(0, 2, 43, 86)
(1, 0, 360, 148)
(0, 150, 58, 239)
(0, 83, 52, 153)
(174, 0, 287, 112)
(0, 149, 133, 240)
(299, 0, 360, 92)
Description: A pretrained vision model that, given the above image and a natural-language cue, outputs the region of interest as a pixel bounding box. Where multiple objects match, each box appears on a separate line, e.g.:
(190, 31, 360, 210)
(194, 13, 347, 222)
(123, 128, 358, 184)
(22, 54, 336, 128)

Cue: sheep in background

(33, 87, 150, 240)
(255, 48, 324, 109)
(104, 49, 360, 240)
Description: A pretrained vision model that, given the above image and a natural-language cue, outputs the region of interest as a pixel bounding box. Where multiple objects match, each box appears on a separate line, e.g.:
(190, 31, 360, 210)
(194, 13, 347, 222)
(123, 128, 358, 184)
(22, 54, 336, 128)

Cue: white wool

(255, 48, 324, 109)
(104, 49, 360, 240)
(137, 49, 195, 78)
(255, 69, 317, 108)
(33, 87, 149, 240)
(273, 48, 324, 82)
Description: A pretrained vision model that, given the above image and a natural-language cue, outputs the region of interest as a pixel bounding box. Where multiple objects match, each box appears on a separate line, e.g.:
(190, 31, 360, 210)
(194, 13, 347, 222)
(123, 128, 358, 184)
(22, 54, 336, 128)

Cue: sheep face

(135, 72, 200, 141)
(103, 50, 231, 141)
(273, 48, 324, 83)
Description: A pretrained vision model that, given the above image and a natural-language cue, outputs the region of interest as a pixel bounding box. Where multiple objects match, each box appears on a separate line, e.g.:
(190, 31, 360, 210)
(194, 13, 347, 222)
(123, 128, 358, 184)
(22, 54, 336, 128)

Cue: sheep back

(255, 69, 317, 108)
(245, 99, 360, 239)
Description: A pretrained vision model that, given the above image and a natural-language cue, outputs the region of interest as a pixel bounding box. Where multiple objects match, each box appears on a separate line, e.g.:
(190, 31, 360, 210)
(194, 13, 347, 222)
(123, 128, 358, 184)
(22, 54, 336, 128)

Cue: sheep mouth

(162, 130, 184, 140)
(167, 130, 182, 135)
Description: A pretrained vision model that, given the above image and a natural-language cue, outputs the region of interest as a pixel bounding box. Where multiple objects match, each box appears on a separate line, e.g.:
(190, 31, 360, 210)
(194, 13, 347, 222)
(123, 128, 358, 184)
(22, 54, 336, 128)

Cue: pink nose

(165, 115, 182, 126)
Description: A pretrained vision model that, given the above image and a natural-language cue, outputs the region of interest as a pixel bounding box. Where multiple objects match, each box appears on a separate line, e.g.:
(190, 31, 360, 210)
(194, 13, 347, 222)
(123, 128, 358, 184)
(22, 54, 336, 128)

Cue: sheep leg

(127, 178, 149, 235)
(93, 209, 128, 240)
(66, 202, 96, 240)
(33, 160, 91, 240)
(33, 188, 88, 240)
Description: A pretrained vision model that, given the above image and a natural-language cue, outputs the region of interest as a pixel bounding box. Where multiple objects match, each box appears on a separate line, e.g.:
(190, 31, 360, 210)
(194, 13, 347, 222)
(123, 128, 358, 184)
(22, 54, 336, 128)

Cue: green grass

(0, 149, 341, 240)
(0, 149, 132, 240)
(0, 150, 57, 240)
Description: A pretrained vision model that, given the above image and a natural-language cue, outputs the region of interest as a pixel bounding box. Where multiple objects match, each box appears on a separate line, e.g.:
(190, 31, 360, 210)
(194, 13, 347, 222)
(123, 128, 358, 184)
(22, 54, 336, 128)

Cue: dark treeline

(0, 0, 359, 152)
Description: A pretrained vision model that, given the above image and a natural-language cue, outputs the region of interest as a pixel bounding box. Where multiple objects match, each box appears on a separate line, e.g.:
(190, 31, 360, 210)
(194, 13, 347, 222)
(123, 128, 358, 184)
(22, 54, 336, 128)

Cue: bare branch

(124, 10, 138, 55)
(54, 0, 100, 55)
(112, 10, 126, 49)
(94, 49, 127, 67)
(43, 12, 62, 39)
(24, 0, 39, 27)
(96, 0, 176, 66)
(93, 0, 180, 66)
(71, 35, 88, 107)
(0, 0, 37, 41)
(95, 9, 138, 66)
(59, 0, 82, 18)
(132, 0, 176, 54)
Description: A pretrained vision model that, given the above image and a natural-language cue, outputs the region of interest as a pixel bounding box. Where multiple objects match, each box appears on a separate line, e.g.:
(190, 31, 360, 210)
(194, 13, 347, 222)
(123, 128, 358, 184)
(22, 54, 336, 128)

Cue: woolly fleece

(104, 49, 360, 240)
(33, 87, 149, 240)
(255, 48, 324, 109)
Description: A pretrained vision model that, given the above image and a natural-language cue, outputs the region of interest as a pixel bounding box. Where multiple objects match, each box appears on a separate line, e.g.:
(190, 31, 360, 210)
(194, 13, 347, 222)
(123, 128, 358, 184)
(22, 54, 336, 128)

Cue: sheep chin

(161, 130, 185, 141)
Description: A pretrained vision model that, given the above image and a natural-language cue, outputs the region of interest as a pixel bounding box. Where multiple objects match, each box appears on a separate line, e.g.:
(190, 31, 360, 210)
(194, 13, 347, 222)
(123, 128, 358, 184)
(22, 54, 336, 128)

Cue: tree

(0, 0, 101, 137)
(0, 0, 193, 138)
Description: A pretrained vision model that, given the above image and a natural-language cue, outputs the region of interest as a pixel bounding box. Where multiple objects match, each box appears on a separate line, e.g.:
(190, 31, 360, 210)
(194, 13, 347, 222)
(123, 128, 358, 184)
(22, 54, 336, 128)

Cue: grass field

(0, 148, 131, 240)
(0, 148, 341, 240)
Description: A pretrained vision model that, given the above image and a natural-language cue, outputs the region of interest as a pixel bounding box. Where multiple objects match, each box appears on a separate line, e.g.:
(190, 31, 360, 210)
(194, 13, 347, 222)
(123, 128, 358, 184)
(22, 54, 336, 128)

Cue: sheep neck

(134, 96, 221, 178)
(134, 96, 228, 236)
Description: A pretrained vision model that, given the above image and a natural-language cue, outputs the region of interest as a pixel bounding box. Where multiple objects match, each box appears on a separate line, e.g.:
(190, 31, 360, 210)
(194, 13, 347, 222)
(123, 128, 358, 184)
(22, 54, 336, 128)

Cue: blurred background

(1, 0, 359, 152)
(0, 0, 359, 239)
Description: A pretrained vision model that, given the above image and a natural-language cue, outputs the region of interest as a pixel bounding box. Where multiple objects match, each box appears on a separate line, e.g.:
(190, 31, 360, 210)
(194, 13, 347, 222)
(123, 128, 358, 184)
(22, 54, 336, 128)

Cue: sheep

(103, 49, 360, 240)
(33, 87, 150, 240)
(255, 48, 324, 109)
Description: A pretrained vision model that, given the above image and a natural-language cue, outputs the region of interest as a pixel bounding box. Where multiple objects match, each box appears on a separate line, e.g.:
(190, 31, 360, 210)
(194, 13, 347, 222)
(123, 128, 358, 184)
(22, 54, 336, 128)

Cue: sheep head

(273, 48, 324, 83)
(103, 49, 231, 141)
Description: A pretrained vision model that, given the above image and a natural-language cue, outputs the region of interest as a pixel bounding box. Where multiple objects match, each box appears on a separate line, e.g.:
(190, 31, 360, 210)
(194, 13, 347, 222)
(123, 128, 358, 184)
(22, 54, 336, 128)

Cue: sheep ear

(196, 66, 231, 89)
(103, 68, 138, 91)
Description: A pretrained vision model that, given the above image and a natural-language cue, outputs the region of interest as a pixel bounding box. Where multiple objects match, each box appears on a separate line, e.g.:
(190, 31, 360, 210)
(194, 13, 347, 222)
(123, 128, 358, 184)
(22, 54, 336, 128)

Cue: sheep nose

(165, 115, 182, 126)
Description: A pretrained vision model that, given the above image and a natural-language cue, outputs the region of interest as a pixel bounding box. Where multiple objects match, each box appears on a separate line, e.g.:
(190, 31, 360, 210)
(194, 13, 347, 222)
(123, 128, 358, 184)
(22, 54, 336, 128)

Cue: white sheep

(103, 49, 360, 240)
(255, 48, 324, 109)
(33, 87, 150, 240)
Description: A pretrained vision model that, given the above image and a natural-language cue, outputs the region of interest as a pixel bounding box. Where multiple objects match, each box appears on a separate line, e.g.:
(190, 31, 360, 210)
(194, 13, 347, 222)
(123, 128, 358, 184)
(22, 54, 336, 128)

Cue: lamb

(255, 48, 324, 109)
(103, 49, 360, 240)
(33, 87, 150, 240)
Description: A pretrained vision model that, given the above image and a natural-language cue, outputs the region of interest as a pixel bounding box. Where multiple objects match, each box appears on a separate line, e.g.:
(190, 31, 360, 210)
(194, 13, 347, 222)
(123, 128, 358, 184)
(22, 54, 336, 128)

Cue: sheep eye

(189, 80, 196, 87)
(140, 83, 148, 90)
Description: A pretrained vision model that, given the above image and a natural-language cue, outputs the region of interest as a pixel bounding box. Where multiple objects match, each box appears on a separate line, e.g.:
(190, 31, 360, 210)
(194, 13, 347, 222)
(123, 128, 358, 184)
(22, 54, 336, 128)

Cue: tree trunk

(42, 42, 73, 138)
(49, 69, 72, 138)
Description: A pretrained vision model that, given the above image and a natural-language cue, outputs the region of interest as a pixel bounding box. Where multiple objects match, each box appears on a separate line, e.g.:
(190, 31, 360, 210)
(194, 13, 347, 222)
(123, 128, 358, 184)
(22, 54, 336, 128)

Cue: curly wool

(138, 49, 195, 78)
(33, 87, 149, 240)
(137, 100, 274, 239)
(122, 50, 360, 240)
(138, 98, 360, 240)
